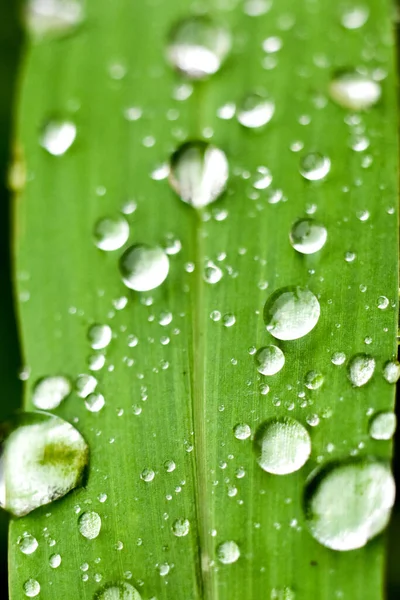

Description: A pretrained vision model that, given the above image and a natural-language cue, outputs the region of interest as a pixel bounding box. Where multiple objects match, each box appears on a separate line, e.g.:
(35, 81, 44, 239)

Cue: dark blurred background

(0, 0, 399, 598)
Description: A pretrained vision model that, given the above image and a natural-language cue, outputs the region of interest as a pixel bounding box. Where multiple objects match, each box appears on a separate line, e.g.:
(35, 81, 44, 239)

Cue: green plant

(7, 0, 399, 599)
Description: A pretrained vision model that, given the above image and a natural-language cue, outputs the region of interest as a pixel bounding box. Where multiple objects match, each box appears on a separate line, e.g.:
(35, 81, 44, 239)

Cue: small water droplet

(304, 459, 395, 550)
(369, 412, 397, 440)
(255, 345, 285, 376)
(78, 511, 101, 540)
(377, 296, 389, 310)
(299, 153, 331, 181)
(304, 370, 324, 390)
(0, 412, 88, 516)
(254, 417, 311, 475)
(383, 360, 400, 384)
(222, 314, 236, 327)
(88, 354, 106, 371)
(18, 533, 38, 555)
(348, 353, 375, 387)
(40, 119, 76, 156)
(233, 423, 251, 440)
(85, 393, 105, 413)
(172, 518, 190, 537)
(237, 93, 275, 129)
(93, 216, 129, 251)
(217, 540, 240, 564)
(158, 563, 170, 576)
(140, 468, 155, 482)
(164, 460, 176, 472)
(119, 245, 169, 292)
(94, 581, 141, 600)
(25, 0, 83, 39)
(23, 578, 40, 597)
(204, 263, 223, 284)
(75, 374, 97, 398)
(169, 141, 228, 209)
(329, 72, 381, 110)
(32, 375, 71, 410)
(331, 351, 346, 366)
(341, 5, 369, 29)
(167, 16, 231, 79)
(88, 324, 112, 350)
(289, 219, 327, 254)
(49, 553, 62, 568)
(264, 286, 320, 340)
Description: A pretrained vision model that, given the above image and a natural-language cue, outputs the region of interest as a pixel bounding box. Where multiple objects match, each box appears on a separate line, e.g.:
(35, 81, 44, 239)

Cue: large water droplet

(347, 353, 375, 387)
(24, 0, 83, 39)
(383, 360, 400, 384)
(94, 216, 129, 251)
(369, 412, 397, 441)
(0, 412, 88, 516)
(304, 459, 395, 550)
(78, 510, 102, 539)
(167, 16, 231, 79)
(329, 72, 381, 110)
(119, 245, 169, 292)
(299, 153, 331, 181)
(94, 581, 141, 600)
(49, 553, 62, 568)
(264, 286, 320, 341)
(172, 518, 190, 537)
(40, 119, 76, 156)
(18, 533, 38, 555)
(289, 219, 327, 254)
(237, 93, 275, 129)
(254, 418, 311, 475)
(169, 141, 228, 209)
(217, 540, 240, 564)
(23, 578, 40, 598)
(32, 375, 71, 410)
(255, 345, 285, 375)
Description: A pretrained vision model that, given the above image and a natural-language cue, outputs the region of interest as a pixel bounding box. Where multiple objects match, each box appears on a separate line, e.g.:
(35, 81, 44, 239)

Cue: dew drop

(49, 553, 62, 568)
(88, 324, 112, 350)
(119, 245, 169, 292)
(264, 286, 320, 341)
(32, 375, 71, 410)
(172, 518, 190, 537)
(164, 460, 176, 472)
(377, 296, 389, 310)
(204, 263, 223, 284)
(25, 0, 83, 39)
(299, 153, 331, 181)
(18, 533, 38, 555)
(254, 417, 311, 475)
(140, 468, 155, 482)
(94, 581, 141, 600)
(40, 119, 76, 156)
(237, 93, 275, 129)
(23, 578, 40, 598)
(233, 423, 251, 440)
(167, 16, 231, 80)
(93, 216, 129, 251)
(304, 370, 324, 390)
(289, 219, 327, 254)
(329, 72, 381, 110)
(75, 374, 98, 398)
(341, 5, 369, 30)
(331, 351, 346, 366)
(347, 353, 375, 387)
(304, 459, 395, 550)
(78, 511, 101, 540)
(0, 412, 88, 517)
(255, 345, 285, 376)
(369, 412, 397, 441)
(383, 360, 400, 384)
(217, 540, 240, 564)
(88, 354, 106, 371)
(169, 141, 228, 209)
(85, 393, 105, 413)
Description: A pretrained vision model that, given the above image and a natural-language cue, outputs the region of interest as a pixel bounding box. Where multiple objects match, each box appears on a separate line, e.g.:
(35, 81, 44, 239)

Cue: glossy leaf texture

(9, 0, 398, 599)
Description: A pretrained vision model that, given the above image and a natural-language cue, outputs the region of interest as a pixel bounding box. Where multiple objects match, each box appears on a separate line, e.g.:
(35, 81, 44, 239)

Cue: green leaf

(9, 1, 398, 600)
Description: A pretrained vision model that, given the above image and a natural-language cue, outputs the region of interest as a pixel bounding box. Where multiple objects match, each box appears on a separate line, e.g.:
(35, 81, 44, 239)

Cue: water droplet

(329, 72, 381, 110)
(377, 295, 389, 310)
(254, 417, 311, 475)
(331, 351, 346, 366)
(289, 219, 327, 254)
(255, 345, 285, 376)
(222, 314, 236, 327)
(32, 375, 71, 410)
(341, 5, 369, 29)
(88, 324, 112, 350)
(271, 588, 296, 600)
(164, 459, 176, 472)
(304, 459, 395, 550)
(119, 245, 169, 292)
(172, 518, 190, 537)
(93, 216, 129, 251)
(204, 263, 223, 284)
(25, 0, 83, 39)
(252, 166, 272, 190)
(18, 533, 38, 555)
(217, 102, 236, 120)
(85, 393, 105, 413)
(237, 93, 275, 129)
(49, 553, 62, 568)
(169, 141, 228, 209)
(299, 153, 331, 181)
(23, 578, 40, 597)
(233, 423, 251, 440)
(369, 412, 396, 441)
(264, 286, 320, 341)
(304, 370, 324, 390)
(217, 540, 240, 564)
(348, 353, 375, 387)
(383, 360, 400, 384)
(167, 16, 231, 79)
(78, 511, 101, 540)
(75, 374, 97, 398)
(0, 412, 88, 516)
(40, 119, 76, 156)
(94, 581, 141, 600)
(88, 354, 106, 371)
(140, 468, 155, 482)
